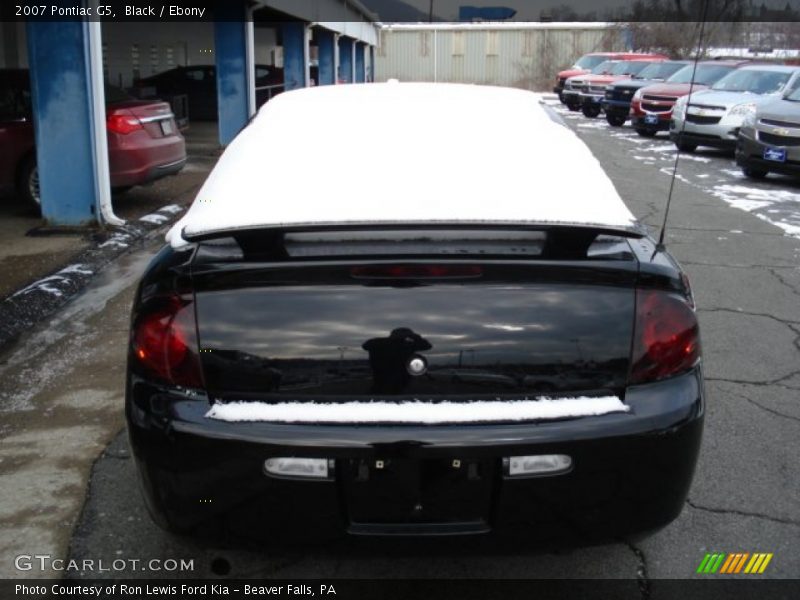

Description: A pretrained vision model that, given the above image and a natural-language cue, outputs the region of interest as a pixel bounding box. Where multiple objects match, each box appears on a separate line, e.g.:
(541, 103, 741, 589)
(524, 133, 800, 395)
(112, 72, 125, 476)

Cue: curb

(0, 204, 185, 354)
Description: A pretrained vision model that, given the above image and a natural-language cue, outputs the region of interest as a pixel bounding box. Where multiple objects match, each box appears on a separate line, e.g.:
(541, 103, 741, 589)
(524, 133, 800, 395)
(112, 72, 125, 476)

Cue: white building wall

(376, 23, 622, 91)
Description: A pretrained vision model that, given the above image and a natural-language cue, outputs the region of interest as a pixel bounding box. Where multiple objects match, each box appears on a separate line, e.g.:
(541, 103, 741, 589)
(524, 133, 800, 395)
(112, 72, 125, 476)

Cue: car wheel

(742, 165, 768, 179)
(566, 101, 580, 112)
(17, 156, 42, 213)
(675, 139, 697, 153)
(635, 127, 657, 138)
(582, 104, 601, 118)
(606, 114, 626, 127)
(558, 92, 565, 104)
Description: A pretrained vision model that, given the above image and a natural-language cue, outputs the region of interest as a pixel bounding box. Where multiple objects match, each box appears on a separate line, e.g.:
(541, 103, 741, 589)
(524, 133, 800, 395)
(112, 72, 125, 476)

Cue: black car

(126, 83, 703, 545)
(602, 61, 689, 127)
(132, 64, 312, 121)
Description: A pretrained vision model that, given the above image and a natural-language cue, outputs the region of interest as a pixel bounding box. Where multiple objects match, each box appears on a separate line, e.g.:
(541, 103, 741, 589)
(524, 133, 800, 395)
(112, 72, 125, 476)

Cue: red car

(0, 69, 186, 212)
(629, 61, 750, 137)
(553, 52, 667, 104)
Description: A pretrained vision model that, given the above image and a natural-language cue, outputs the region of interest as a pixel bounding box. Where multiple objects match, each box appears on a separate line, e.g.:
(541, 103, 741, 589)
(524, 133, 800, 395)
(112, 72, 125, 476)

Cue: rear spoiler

(183, 222, 646, 262)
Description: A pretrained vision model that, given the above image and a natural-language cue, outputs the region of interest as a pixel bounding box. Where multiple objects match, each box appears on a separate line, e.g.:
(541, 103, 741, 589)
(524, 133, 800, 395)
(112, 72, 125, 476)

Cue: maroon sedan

(0, 69, 186, 211)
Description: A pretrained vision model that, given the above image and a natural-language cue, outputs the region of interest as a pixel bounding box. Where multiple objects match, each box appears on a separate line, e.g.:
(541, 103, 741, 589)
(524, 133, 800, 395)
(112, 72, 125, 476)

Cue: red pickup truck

(554, 52, 667, 104)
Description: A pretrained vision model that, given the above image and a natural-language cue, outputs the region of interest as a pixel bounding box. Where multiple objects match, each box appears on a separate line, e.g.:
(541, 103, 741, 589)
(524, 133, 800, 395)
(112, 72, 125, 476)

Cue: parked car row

(555, 54, 800, 180)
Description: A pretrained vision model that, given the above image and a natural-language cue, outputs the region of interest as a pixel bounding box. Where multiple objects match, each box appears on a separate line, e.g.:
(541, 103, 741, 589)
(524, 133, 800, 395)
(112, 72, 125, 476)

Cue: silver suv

(670, 65, 800, 152)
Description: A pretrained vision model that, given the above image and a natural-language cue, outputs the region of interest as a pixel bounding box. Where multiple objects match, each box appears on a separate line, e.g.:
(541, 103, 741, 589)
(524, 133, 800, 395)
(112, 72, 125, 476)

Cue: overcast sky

(399, 0, 800, 20)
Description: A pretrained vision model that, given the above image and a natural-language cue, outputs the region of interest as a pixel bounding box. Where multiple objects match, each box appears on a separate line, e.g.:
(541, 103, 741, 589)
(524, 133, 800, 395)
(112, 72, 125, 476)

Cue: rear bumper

(736, 128, 800, 176)
(108, 132, 187, 188)
(126, 369, 704, 544)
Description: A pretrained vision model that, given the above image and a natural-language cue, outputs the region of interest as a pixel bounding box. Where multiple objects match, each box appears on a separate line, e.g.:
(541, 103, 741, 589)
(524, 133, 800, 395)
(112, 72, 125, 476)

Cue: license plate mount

(644, 114, 659, 125)
(160, 119, 174, 135)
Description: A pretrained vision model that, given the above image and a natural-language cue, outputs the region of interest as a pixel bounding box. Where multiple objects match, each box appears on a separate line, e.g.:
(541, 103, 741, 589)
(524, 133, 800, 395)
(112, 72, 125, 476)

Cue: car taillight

(132, 295, 204, 388)
(107, 111, 143, 134)
(629, 289, 700, 385)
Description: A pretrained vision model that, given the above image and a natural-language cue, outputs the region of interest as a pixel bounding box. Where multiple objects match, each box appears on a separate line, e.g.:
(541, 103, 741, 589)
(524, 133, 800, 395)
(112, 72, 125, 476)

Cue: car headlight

(728, 102, 756, 117)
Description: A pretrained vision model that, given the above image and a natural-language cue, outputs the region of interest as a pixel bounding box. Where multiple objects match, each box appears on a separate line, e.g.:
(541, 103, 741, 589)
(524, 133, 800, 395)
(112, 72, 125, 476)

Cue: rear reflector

(506, 454, 572, 476)
(350, 265, 483, 279)
(264, 458, 331, 479)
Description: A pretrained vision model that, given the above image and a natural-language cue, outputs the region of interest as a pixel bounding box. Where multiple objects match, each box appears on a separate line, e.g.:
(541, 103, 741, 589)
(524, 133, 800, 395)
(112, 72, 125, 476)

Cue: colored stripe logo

(696, 553, 773, 574)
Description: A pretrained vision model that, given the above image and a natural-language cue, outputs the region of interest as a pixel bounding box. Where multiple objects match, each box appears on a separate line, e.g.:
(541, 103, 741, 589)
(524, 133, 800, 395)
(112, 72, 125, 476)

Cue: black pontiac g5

(126, 83, 703, 544)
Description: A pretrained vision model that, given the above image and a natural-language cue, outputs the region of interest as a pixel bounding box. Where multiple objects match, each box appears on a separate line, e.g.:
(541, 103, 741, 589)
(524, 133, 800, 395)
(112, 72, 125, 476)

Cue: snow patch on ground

(711, 184, 800, 237)
(139, 213, 169, 225)
(11, 264, 93, 299)
(206, 396, 629, 424)
(659, 167, 690, 184)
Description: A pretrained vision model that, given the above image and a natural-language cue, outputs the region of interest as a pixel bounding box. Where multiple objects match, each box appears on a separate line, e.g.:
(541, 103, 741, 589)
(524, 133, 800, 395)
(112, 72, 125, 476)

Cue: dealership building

(0, 1, 379, 227)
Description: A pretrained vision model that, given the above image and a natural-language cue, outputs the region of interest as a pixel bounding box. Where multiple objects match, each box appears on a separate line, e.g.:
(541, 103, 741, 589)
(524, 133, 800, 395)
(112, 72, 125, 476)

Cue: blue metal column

(317, 29, 336, 86)
(214, 2, 254, 146)
(338, 36, 354, 83)
(26, 19, 98, 225)
(369, 45, 376, 82)
(282, 22, 308, 91)
(355, 43, 366, 83)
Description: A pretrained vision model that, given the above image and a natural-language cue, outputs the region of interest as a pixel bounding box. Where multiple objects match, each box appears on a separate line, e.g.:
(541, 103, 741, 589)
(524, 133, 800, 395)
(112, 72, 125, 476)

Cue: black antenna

(657, 0, 712, 250)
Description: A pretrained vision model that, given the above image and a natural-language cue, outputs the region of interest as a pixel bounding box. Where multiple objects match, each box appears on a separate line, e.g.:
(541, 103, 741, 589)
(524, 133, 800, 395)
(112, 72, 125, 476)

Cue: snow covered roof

(166, 82, 638, 249)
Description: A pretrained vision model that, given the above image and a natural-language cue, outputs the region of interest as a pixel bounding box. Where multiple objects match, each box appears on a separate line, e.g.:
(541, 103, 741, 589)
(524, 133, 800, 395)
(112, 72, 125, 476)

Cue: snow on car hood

(167, 83, 637, 248)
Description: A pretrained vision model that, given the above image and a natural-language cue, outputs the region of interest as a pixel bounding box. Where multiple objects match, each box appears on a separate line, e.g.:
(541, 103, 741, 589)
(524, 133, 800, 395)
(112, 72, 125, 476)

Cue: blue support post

(26, 19, 99, 225)
(369, 45, 376, 82)
(282, 22, 308, 91)
(338, 36, 354, 83)
(355, 43, 366, 83)
(214, 2, 253, 146)
(317, 29, 336, 86)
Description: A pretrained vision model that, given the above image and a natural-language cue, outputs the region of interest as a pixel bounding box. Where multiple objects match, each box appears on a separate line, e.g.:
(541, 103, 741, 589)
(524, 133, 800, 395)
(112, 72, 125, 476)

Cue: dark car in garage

(132, 64, 313, 120)
(0, 69, 186, 210)
(126, 83, 703, 545)
(736, 78, 800, 179)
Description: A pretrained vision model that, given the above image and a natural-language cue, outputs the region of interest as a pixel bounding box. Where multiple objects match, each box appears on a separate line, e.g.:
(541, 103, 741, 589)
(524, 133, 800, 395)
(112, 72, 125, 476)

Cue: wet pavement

(1, 98, 799, 585)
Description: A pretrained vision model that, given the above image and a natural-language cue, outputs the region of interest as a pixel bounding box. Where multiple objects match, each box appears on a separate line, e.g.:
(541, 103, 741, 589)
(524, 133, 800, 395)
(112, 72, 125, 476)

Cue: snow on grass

(205, 396, 629, 424)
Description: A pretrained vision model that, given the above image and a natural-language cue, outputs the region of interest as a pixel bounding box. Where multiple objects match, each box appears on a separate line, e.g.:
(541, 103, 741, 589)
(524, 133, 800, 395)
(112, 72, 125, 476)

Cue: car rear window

(194, 230, 635, 262)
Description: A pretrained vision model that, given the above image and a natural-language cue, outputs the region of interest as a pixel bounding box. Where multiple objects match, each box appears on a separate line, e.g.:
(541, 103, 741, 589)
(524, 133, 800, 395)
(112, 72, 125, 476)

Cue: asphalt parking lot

(1, 97, 798, 586)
